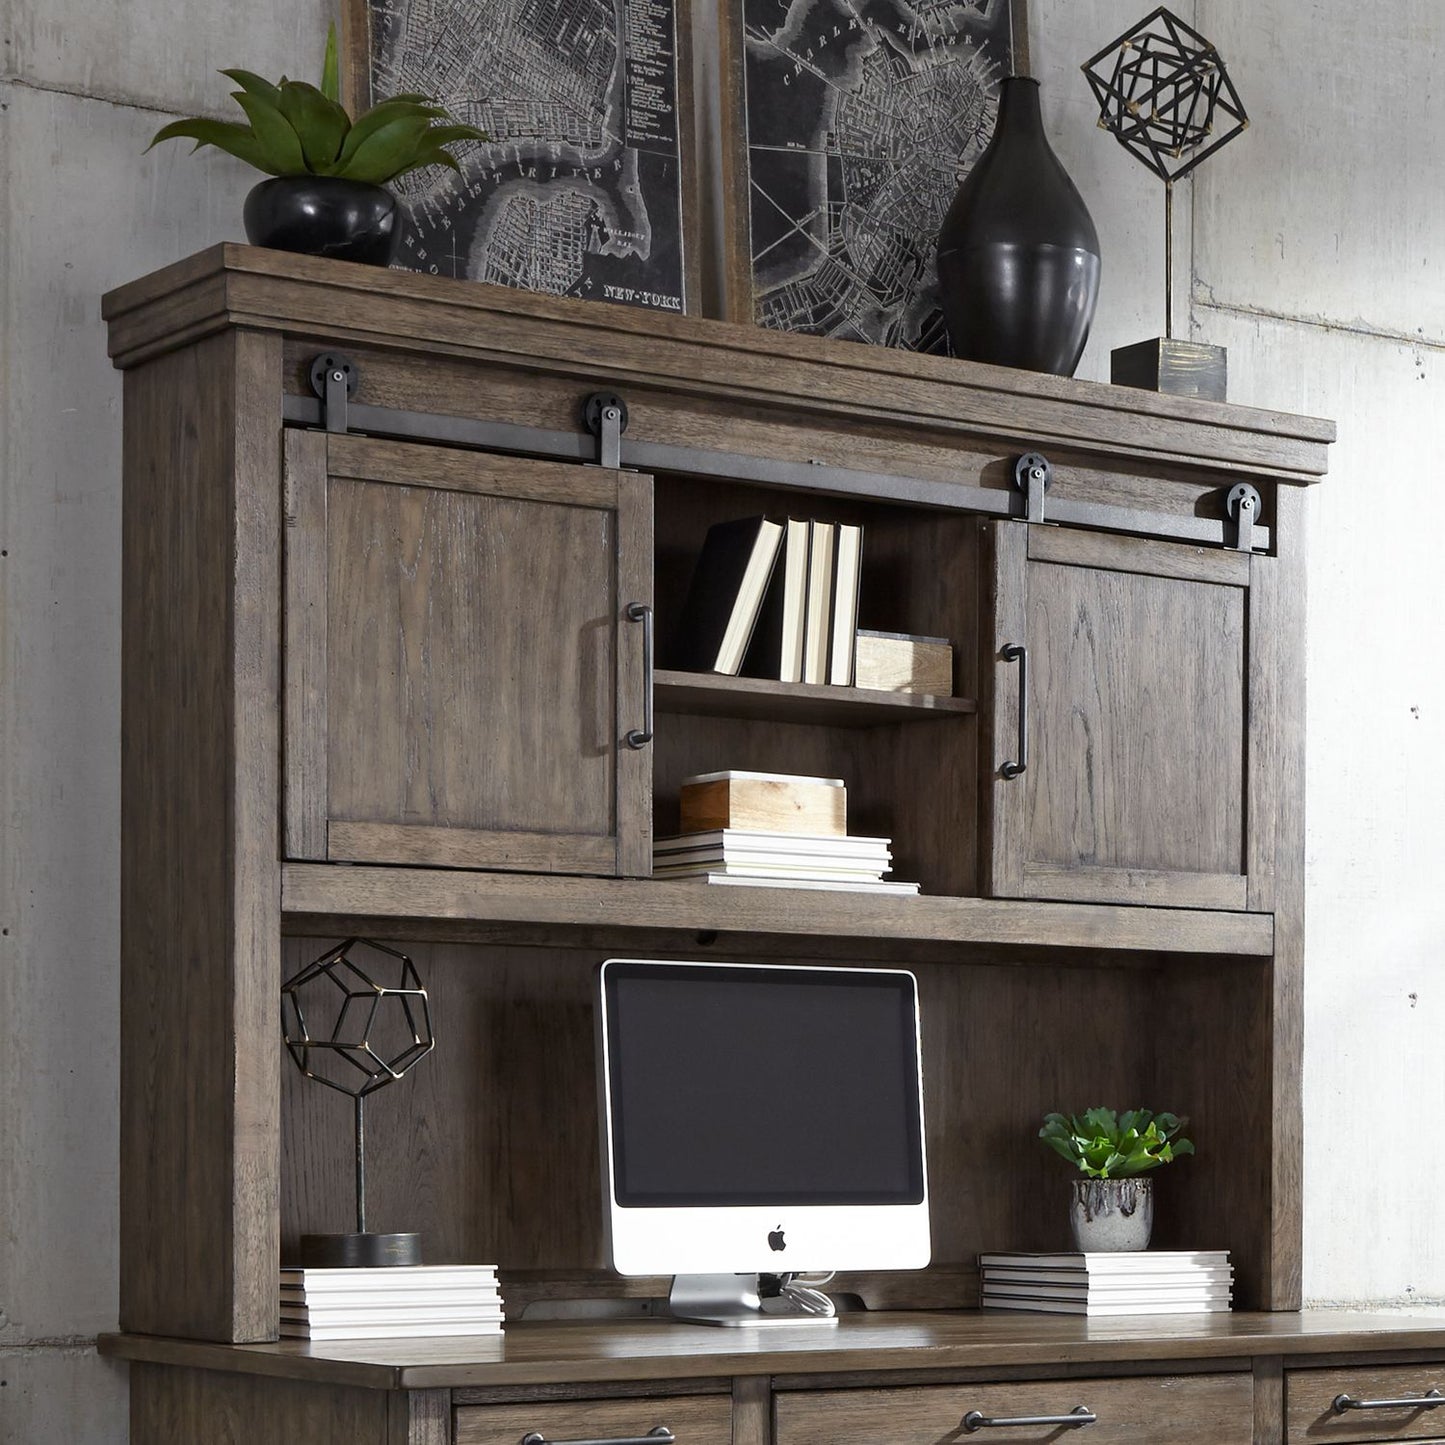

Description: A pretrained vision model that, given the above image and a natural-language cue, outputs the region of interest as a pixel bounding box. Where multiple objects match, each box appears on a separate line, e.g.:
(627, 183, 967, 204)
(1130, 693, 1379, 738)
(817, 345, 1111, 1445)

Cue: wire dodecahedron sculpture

(1082, 7, 1247, 183)
(281, 937, 435, 1248)
(282, 937, 435, 1097)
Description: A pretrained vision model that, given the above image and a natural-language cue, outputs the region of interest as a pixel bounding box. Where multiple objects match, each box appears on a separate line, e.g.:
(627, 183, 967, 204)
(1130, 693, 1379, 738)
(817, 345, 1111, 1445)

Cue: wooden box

(678, 771, 846, 835)
(854, 631, 954, 695)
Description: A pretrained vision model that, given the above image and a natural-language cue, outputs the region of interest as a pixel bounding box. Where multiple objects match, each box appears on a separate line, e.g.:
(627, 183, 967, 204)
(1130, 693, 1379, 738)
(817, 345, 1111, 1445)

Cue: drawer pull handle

(1332, 1387, 1443, 1413)
(520, 1429, 675, 1445)
(963, 1404, 1096, 1432)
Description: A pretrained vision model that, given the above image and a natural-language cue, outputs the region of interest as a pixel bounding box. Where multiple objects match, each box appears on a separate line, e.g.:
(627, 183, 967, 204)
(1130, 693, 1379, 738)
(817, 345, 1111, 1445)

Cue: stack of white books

(279, 1264, 504, 1340)
(652, 828, 919, 894)
(979, 1250, 1233, 1316)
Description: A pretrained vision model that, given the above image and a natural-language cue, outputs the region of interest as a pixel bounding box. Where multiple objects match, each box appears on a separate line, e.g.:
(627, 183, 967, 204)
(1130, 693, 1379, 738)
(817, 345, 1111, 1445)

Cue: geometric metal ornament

(1081, 7, 1248, 183)
(281, 937, 435, 1258)
(282, 937, 435, 1098)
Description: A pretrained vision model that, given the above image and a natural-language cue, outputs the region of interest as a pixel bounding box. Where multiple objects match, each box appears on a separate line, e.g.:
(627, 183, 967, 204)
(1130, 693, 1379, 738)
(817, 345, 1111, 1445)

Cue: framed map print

(717, 0, 1027, 348)
(346, 0, 700, 314)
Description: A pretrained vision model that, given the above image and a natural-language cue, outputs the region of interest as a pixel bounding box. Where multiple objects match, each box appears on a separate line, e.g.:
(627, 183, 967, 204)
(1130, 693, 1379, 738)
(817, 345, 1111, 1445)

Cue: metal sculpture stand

(1083, 7, 1248, 401)
(281, 938, 436, 1267)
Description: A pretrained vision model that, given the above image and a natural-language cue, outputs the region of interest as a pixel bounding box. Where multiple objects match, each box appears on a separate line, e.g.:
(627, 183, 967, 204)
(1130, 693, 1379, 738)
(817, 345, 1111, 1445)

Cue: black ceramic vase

(243, 176, 401, 267)
(936, 76, 1101, 376)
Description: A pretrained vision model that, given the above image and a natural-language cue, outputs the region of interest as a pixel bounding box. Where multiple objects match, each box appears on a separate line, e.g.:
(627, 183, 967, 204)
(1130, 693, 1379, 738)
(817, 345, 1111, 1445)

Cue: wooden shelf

(280, 864, 1273, 956)
(655, 670, 975, 726)
(99, 1311, 1445, 1392)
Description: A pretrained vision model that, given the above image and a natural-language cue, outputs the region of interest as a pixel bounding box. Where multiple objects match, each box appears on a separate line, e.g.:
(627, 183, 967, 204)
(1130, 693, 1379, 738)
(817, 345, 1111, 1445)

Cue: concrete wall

(1, 1, 1441, 1438)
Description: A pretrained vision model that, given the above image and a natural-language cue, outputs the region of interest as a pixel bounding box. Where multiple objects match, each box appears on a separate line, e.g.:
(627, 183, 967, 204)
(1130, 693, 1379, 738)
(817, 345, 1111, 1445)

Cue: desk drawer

(455, 1395, 732, 1445)
(775, 1372, 1252, 1444)
(1287, 1364, 1445, 1441)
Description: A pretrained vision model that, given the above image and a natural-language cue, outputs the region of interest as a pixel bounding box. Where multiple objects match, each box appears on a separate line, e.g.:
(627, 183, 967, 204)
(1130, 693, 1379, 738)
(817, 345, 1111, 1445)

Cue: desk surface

(100, 1309, 1445, 1392)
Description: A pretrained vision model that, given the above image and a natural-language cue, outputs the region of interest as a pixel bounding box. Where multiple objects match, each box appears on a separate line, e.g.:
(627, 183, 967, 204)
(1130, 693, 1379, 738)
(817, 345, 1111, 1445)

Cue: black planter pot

(936, 77, 1101, 377)
(243, 176, 401, 267)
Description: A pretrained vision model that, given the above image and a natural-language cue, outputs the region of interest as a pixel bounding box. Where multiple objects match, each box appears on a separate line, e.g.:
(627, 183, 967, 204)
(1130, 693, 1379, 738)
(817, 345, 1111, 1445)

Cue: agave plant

(147, 25, 485, 184)
(1039, 1107, 1194, 1179)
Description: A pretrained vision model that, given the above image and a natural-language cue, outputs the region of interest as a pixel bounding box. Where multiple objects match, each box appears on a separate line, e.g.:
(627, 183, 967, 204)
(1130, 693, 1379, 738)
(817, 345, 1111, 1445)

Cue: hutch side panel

(120, 330, 282, 1343)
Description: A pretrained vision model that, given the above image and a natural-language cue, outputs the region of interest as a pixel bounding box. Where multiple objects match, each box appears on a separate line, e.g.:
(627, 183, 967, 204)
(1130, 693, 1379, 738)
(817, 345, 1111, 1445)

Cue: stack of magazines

(979, 1250, 1232, 1316)
(652, 829, 918, 894)
(279, 1264, 504, 1340)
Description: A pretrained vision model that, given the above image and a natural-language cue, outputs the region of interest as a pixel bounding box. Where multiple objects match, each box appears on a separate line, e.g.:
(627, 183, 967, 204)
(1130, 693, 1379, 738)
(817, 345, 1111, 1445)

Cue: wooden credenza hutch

(100, 246, 1445, 1443)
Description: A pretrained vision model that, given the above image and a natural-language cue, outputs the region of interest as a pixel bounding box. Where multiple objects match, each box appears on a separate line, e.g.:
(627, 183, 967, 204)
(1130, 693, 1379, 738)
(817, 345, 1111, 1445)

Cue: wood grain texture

(279, 946, 1267, 1314)
(774, 1372, 1254, 1444)
(280, 942, 611, 1275)
(101, 1312, 1445, 1391)
(1263, 486, 1309, 1311)
(615, 472, 654, 877)
(106, 252, 1333, 1408)
(284, 427, 330, 859)
(388, 1388, 451, 1445)
(288, 437, 650, 876)
(455, 1393, 732, 1445)
(326, 823, 618, 872)
(654, 670, 975, 724)
(731, 1374, 772, 1445)
(130, 1361, 390, 1445)
(1018, 863, 1247, 911)
(279, 865, 1275, 955)
(119, 329, 282, 1343)
(1285, 1363, 1445, 1441)
(1150, 956, 1274, 1311)
(102, 246, 1335, 480)
(989, 522, 1255, 908)
(1026, 526, 1252, 587)
(1255, 1356, 1285, 1445)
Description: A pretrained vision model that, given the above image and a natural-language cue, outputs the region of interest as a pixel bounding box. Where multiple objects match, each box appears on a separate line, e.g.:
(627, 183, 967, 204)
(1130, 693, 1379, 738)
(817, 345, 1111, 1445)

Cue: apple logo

(768, 1225, 786, 1252)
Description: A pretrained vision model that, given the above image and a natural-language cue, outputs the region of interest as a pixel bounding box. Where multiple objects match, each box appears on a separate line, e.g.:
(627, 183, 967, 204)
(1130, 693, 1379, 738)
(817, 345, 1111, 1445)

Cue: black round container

(243, 175, 401, 267)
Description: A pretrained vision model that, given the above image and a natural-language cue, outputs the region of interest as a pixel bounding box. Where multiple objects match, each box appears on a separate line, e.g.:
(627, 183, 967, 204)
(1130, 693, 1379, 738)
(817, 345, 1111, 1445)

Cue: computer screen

(596, 958, 931, 1286)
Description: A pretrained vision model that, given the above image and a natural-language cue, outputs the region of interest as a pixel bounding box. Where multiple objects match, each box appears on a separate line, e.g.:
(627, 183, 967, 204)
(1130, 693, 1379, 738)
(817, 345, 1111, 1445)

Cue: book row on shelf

(671, 514, 952, 694)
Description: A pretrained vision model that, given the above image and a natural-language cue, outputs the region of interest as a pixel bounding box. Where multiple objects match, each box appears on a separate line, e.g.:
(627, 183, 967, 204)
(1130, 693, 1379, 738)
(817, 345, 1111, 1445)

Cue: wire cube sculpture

(1082, 7, 1247, 183)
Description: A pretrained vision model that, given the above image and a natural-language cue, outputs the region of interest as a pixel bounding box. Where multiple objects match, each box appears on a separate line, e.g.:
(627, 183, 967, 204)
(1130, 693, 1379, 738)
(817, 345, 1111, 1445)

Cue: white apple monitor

(596, 958, 930, 1326)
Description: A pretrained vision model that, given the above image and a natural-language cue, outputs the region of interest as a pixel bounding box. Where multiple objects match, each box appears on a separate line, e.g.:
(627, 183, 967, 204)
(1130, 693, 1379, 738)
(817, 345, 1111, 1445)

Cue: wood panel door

(986, 522, 1277, 910)
(283, 431, 653, 876)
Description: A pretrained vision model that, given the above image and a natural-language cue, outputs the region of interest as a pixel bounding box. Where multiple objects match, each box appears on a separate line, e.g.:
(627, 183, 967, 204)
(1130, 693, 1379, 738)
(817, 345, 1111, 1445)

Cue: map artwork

(369, 0, 688, 313)
(741, 0, 1013, 350)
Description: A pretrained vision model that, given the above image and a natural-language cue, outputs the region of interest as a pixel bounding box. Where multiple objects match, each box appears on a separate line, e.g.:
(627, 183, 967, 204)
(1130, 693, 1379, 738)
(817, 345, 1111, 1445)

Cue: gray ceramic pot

(1069, 1176, 1154, 1251)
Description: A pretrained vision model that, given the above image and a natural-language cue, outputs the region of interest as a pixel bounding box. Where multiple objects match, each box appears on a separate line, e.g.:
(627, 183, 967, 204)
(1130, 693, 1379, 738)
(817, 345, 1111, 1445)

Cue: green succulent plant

(1039, 1107, 1194, 1179)
(146, 24, 486, 184)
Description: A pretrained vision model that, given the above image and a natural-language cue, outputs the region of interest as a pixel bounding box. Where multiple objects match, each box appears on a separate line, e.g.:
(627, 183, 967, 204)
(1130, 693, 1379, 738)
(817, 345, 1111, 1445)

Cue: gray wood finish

(455, 1394, 733, 1445)
(1285, 1362, 1445, 1441)
(102, 249, 1352, 1416)
(988, 522, 1256, 909)
(103, 247, 1335, 481)
(101, 1314, 1445, 1391)
(284, 434, 652, 875)
(279, 863, 1276, 954)
(119, 329, 282, 1342)
(774, 1372, 1254, 1444)
(130, 1363, 392, 1445)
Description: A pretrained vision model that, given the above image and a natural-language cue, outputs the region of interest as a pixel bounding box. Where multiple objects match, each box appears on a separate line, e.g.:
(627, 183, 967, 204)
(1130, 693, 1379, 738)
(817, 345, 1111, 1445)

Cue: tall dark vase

(936, 76, 1101, 377)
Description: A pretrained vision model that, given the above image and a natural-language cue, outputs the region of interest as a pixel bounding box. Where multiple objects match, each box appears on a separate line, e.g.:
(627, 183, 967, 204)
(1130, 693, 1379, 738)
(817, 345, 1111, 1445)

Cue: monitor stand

(668, 1273, 839, 1328)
